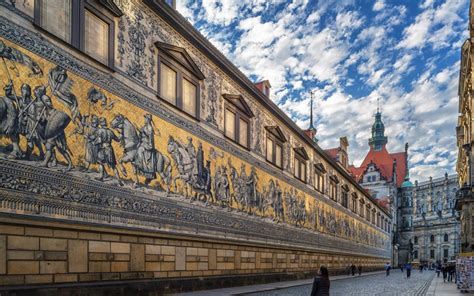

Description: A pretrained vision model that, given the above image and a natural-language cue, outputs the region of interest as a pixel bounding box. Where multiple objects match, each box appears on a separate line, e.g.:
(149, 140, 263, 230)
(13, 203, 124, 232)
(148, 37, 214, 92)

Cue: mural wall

(0, 0, 391, 264)
(0, 34, 388, 251)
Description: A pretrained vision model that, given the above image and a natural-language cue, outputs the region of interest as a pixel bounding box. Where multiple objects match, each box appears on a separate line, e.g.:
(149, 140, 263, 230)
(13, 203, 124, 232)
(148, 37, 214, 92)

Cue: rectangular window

(225, 109, 235, 139)
(40, 0, 72, 42)
(444, 249, 448, 258)
(341, 190, 348, 208)
(295, 158, 300, 179)
(266, 138, 274, 162)
(352, 198, 357, 212)
(239, 118, 248, 147)
(275, 144, 282, 168)
(294, 157, 306, 182)
(430, 249, 435, 259)
(85, 9, 109, 64)
(414, 250, 418, 259)
(182, 78, 197, 116)
(161, 63, 177, 104)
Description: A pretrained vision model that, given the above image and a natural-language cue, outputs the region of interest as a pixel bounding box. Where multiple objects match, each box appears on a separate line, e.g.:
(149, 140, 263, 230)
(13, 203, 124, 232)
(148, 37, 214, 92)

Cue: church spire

(368, 100, 388, 151)
(309, 91, 315, 130)
(401, 143, 413, 188)
(304, 91, 318, 143)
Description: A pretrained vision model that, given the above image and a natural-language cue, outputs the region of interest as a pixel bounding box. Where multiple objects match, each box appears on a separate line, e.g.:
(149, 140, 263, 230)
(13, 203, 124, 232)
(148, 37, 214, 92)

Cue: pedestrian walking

(405, 262, 412, 278)
(436, 264, 441, 277)
(448, 265, 454, 282)
(442, 264, 447, 282)
(400, 263, 404, 272)
(311, 266, 330, 296)
(358, 265, 362, 276)
(385, 262, 391, 276)
(419, 264, 423, 273)
(350, 264, 356, 276)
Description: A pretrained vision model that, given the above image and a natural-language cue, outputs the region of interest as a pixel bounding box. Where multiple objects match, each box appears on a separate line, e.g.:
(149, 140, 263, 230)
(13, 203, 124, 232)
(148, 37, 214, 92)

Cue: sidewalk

(426, 274, 472, 296)
(171, 270, 385, 296)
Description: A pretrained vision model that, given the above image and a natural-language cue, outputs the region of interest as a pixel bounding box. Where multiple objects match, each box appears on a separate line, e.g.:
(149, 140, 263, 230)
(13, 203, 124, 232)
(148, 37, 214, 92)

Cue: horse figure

(0, 94, 22, 159)
(111, 114, 172, 191)
(167, 136, 211, 200)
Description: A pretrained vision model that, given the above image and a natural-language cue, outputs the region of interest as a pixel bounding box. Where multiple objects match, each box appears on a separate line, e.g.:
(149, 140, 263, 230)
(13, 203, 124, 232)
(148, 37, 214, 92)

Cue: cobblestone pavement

(246, 270, 435, 296)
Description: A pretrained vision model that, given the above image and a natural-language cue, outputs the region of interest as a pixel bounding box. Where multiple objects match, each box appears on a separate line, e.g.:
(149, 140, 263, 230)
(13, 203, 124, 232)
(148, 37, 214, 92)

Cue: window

(366, 207, 371, 221)
(341, 187, 348, 208)
(223, 94, 254, 148)
(265, 126, 286, 168)
(38, 0, 72, 42)
(329, 180, 338, 201)
(294, 157, 306, 181)
(444, 249, 449, 258)
(359, 200, 365, 218)
(414, 236, 418, 244)
(351, 194, 357, 213)
(294, 147, 308, 183)
(157, 42, 203, 118)
(84, 9, 109, 64)
(161, 63, 177, 104)
(35, 0, 121, 67)
(430, 235, 435, 243)
(444, 233, 449, 242)
(430, 249, 435, 259)
(314, 163, 326, 193)
(413, 250, 418, 259)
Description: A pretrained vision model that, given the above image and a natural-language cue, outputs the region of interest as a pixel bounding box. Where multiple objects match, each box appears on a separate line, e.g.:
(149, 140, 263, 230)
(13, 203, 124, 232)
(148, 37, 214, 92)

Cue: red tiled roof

(349, 146, 407, 187)
(377, 197, 391, 210)
(324, 148, 339, 161)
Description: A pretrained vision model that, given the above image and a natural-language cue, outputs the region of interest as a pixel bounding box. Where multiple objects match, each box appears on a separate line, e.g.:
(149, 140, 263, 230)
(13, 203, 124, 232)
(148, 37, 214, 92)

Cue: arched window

(444, 233, 449, 242)
(430, 234, 435, 243)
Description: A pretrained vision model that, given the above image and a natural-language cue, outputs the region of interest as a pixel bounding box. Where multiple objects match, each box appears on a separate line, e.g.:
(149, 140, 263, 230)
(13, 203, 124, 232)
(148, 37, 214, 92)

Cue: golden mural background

(0, 37, 387, 250)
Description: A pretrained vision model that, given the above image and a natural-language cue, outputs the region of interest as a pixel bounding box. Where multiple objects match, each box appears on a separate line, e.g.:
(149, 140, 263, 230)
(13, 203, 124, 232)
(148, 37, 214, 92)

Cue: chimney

(339, 137, 349, 153)
(254, 80, 271, 98)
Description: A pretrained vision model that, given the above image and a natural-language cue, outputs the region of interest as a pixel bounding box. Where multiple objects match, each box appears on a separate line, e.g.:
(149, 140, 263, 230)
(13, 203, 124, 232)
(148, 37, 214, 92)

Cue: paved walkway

(170, 271, 384, 296)
(426, 273, 472, 296)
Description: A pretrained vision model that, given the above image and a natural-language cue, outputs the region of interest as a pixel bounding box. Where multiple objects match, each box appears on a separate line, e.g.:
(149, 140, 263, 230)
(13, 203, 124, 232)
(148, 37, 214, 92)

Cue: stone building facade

(456, 0, 474, 254)
(397, 174, 459, 265)
(0, 0, 390, 293)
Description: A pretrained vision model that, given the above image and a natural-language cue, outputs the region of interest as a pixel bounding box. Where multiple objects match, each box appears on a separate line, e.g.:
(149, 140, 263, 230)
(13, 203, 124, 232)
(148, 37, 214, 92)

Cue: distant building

(397, 174, 459, 265)
(325, 109, 460, 266)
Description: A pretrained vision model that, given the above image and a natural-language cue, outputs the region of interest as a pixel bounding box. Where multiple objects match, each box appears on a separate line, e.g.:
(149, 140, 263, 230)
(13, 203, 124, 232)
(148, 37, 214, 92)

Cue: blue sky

(176, 0, 468, 182)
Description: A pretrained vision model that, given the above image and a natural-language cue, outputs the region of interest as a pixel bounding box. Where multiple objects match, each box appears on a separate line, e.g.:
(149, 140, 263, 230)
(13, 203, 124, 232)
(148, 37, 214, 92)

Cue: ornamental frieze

(0, 11, 389, 258)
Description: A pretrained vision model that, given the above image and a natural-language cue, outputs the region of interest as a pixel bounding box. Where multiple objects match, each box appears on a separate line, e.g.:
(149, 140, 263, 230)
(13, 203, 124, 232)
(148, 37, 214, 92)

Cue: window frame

(158, 54, 201, 119)
(224, 103, 251, 149)
(329, 175, 339, 201)
(34, 0, 119, 68)
(265, 126, 286, 169)
(341, 185, 349, 208)
(293, 147, 309, 183)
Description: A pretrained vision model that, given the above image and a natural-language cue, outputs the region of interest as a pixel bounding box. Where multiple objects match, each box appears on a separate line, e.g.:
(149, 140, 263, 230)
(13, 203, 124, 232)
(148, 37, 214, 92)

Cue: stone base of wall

(0, 215, 387, 294)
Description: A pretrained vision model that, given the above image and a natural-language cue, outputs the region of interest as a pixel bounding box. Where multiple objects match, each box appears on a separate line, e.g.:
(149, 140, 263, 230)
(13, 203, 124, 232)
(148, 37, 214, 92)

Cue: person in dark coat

(311, 266, 330, 296)
(405, 262, 412, 278)
(358, 265, 362, 276)
(350, 264, 356, 276)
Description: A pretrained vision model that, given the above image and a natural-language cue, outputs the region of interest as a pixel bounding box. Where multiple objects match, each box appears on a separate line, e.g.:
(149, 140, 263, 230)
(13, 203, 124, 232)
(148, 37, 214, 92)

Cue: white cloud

(373, 0, 385, 11)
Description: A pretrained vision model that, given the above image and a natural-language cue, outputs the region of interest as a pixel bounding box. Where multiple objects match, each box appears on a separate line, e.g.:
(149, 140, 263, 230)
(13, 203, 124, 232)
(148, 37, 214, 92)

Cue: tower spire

(368, 102, 388, 150)
(309, 91, 315, 130)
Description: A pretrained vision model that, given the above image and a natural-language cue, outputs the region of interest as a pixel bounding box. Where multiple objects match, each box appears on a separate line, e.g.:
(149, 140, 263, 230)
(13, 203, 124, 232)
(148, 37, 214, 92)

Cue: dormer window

(223, 94, 254, 149)
(156, 42, 205, 118)
(265, 126, 286, 168)
(34, 0, 123, 67)
(294, 147, 309, 183)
